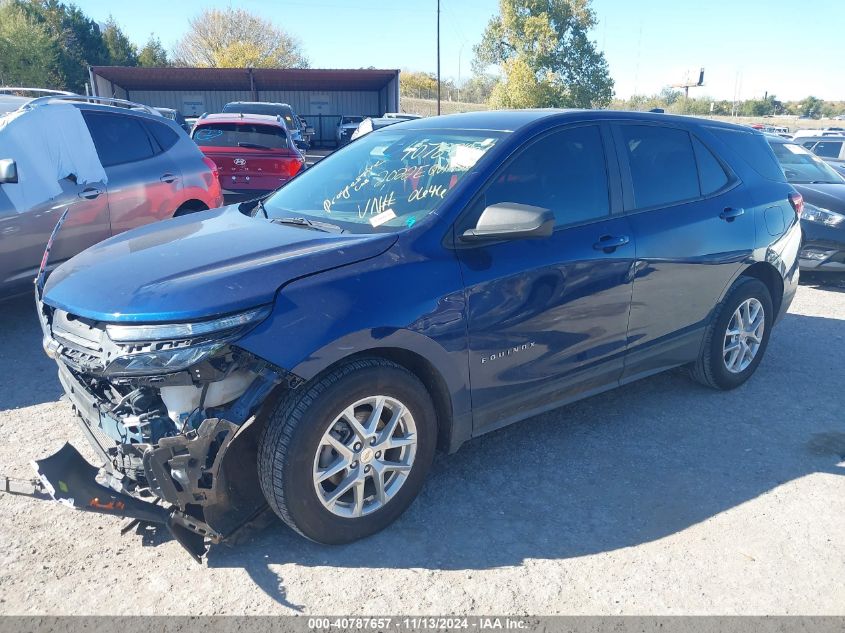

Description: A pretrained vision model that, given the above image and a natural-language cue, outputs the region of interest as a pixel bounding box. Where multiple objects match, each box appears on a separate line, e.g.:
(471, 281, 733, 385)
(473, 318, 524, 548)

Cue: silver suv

(0, 96, 223, 299)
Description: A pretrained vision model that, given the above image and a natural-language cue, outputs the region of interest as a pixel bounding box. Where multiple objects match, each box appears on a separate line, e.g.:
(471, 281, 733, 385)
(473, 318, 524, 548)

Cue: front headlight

(106, 306, 270, 342)
(106, 342, 223, 376)
(102, 306, 271, 376)
(802, 204, 845, 227)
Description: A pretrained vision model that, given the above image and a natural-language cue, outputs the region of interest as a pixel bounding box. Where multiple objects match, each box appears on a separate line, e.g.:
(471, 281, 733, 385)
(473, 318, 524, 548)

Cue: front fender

(235, 244, 472, 426)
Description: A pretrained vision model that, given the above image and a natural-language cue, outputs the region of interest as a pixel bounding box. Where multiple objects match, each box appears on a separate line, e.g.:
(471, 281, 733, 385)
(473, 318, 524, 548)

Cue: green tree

(797, 96, 824, 118)
(474, 0, 613, 109)
(460, 73, 500, 104)
(137, 34, 169, 67)
(11, 0, 111, 92)
(0, 1, 59, 87)
(172, 8, 308, 68)
(101, 16, 137, 66)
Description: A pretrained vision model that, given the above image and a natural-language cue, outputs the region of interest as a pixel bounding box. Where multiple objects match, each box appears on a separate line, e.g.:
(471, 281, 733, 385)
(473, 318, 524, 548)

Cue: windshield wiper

(248, 198, 269, 218)
(271, 216, 345, 233)
(237, 142, 272, 150)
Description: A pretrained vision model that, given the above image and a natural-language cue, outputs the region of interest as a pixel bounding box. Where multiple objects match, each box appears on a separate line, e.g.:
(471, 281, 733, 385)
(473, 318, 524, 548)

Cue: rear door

(612, 122, 754, 380)
(456, 123, 636, 433)
(83, 111, 184, 235)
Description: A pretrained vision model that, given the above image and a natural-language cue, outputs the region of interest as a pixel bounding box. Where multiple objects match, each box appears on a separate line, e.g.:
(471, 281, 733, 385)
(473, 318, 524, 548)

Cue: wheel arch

(173, 199, 209, 216)
(739, 261, 784, 316)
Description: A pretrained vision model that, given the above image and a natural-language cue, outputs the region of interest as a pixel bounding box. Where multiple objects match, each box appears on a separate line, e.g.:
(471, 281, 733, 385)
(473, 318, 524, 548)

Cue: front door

(0, 176, 109, 295)
(455, 124, 636, 433)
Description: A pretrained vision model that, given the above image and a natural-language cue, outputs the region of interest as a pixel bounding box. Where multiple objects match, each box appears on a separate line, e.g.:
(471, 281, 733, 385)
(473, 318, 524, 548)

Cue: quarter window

(621, 125, 699, 209)
(145, 120, 180, 152)
(692, 136, 729, 195)
(83, 112, 155, 167)
(482, 125, 610, 228)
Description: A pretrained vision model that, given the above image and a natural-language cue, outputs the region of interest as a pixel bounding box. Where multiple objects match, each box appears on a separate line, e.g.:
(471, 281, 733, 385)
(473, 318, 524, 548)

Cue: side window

(145, 120, 180, 152)
(621, 125, 699, 209)
(83, 112, 155, 167)
(692, 136, 729, 195)
(482, 125, 610, 228)
(813, 141, 843, 159)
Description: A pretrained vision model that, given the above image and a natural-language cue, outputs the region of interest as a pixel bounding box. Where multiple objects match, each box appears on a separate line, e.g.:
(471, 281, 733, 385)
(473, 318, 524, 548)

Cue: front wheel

(257, 358, 437, 544)
(690, 277, 773, 390)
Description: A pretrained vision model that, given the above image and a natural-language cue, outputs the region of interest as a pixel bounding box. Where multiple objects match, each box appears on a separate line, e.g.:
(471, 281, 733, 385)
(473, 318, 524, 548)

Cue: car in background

(336, 115, 364, 146)
(767, 135, 845, 272)
(0, 95, 222, 299)
(383, 112, 422, 120)
(791, 129, 844, 139)
(794, 135, 845, 173)
(154, 107, 191, 134)
(192, 112, 305, 203)
(222, 101, 311, 150)
(0, 87, 76, 114)
(32, 110, 799, 559)
(349, 116, 403, 141)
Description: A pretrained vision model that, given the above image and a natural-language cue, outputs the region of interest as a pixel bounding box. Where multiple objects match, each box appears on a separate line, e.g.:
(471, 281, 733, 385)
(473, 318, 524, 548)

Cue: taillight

(281, 157, 303, 178)
(201, 156, 220, 188)
(788, 192, 804, 217)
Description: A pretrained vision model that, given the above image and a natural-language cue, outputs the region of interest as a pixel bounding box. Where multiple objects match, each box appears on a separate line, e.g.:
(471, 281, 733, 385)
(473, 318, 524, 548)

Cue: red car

(192, 113, 306, 202)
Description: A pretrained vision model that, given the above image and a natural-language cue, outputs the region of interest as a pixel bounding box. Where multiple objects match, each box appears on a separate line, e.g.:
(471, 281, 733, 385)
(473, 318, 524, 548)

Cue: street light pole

(437, 0, 441, 116)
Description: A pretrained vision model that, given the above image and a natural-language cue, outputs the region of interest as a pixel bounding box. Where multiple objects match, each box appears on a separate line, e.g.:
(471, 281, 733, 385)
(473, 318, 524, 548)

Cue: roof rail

(22, 94, 158, 116)
(0, 87, 77, 97)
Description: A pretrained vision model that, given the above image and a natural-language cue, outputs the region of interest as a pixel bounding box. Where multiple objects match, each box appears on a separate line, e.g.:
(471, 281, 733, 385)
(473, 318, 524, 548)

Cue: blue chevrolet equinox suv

(34, 110, 801, 559)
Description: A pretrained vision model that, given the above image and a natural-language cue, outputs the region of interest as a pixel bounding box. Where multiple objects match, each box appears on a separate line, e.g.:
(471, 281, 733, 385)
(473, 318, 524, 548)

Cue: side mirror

(0, 159, 18, 184)
(461, 202, 554, 242)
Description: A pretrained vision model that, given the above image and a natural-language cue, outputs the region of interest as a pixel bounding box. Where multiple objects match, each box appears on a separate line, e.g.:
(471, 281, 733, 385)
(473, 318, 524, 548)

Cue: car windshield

(769, 141, 845, 184)
(193, 123, 290, 150)
(341, 116, 364, 125)
(263, 128, 505, 232)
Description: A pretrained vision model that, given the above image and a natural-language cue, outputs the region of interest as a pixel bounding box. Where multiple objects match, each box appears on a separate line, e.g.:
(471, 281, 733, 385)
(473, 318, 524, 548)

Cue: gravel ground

(0, 276, 843, 615)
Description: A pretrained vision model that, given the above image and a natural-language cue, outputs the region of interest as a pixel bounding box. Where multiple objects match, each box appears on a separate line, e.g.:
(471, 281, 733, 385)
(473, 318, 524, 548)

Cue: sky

(75, 0, 844, 102)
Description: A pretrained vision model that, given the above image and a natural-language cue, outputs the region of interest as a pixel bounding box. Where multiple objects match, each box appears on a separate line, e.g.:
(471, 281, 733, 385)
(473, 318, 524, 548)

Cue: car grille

(50, 309, 109, 372)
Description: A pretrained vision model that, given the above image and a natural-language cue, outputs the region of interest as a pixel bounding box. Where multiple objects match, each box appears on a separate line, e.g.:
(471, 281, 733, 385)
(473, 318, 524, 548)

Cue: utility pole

(436, 0, 441, 116)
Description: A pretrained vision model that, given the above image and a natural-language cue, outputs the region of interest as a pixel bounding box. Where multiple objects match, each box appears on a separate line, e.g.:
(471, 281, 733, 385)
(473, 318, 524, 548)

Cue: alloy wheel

(722, 297, 765, 374)
(312, 395, 417, 518)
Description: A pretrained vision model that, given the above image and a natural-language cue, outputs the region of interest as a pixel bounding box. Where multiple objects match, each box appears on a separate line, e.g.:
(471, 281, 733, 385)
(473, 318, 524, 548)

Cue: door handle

(78, 187, 101, 200)
(160, 173, 179, 184)
(593, 234, 630, 253)
(719, 207, 745, 222)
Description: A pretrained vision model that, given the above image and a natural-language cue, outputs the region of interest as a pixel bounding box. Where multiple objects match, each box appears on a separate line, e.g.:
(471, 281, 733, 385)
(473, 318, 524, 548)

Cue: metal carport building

(88, 66, 400, 147)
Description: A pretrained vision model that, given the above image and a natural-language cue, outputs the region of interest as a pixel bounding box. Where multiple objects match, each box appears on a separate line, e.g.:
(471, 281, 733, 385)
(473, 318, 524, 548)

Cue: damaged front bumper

(13, 296, 303, 561)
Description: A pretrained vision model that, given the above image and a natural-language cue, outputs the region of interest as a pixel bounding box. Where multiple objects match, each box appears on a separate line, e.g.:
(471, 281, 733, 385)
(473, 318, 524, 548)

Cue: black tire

(690, 277, 773, 390)
(257, 358, 437, 544)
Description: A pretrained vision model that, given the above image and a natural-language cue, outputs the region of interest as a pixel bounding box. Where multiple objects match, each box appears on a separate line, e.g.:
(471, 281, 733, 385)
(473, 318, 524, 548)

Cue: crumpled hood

(43, 205, 396, 322)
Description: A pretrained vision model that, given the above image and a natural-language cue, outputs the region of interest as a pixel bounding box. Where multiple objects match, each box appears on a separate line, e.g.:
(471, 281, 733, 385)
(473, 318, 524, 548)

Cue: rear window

(193, 123, 290, 150)
(706, 127, 785, 181)
(812, 141, 843, 158)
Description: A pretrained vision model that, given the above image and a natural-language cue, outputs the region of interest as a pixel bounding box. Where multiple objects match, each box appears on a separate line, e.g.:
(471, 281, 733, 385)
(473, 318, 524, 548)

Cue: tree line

(0, 1, 308, 93)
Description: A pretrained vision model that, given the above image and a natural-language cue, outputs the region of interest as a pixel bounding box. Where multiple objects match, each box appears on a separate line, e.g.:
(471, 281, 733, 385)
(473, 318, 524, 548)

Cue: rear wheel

(690, 277, 773, 390)
(257, 358, 437, 543)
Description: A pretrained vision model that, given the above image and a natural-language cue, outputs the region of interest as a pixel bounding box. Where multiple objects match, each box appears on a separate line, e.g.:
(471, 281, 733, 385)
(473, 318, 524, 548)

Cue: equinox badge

(481, 342, 536, 364)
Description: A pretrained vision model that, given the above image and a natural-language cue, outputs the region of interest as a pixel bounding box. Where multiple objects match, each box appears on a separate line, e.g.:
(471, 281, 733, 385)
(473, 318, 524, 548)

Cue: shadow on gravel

(204, 310, 845, 606)
(800, 271, 845, 294)
(0, 294, 61, 410)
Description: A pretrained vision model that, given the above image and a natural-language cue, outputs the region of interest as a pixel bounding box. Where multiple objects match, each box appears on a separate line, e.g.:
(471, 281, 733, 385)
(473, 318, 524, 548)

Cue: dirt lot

(0, 276, 843, 615)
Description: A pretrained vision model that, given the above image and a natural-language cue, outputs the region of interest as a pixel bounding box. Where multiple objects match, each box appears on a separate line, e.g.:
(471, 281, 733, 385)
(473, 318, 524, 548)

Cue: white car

(336, 115, 365, 146)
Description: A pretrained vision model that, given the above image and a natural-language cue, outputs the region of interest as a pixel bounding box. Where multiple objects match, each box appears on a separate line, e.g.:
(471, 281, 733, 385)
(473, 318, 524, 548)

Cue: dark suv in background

(0, 96, 222, 299)
(33, 110, 800, 559)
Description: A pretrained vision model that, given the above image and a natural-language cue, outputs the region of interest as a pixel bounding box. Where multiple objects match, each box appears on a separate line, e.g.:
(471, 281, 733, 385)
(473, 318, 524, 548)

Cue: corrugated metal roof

(90, 66, 399, 91)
